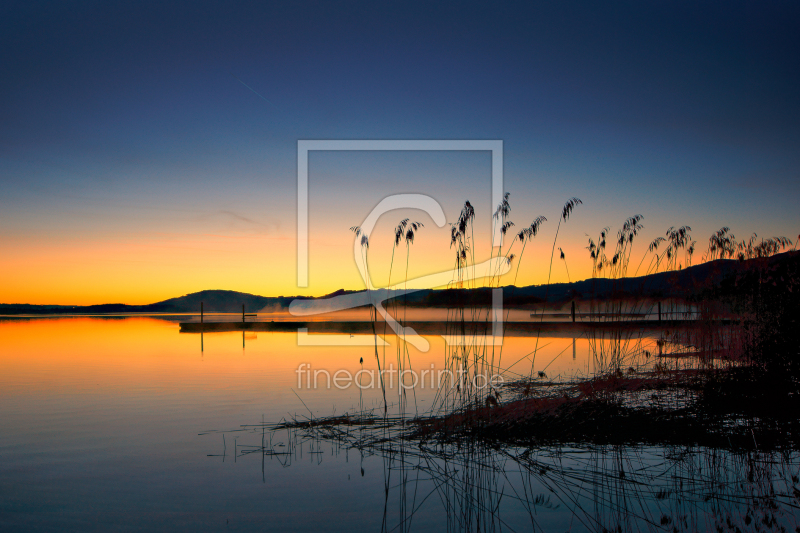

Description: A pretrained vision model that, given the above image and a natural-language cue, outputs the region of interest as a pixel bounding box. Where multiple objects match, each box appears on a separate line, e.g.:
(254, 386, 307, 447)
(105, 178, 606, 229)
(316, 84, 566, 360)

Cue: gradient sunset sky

(1, 1, 798, 305)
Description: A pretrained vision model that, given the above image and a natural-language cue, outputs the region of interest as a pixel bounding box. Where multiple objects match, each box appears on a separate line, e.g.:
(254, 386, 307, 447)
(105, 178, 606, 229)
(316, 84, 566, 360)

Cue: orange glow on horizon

(1, 201, 749, 306)
(1, 224, 712, 306)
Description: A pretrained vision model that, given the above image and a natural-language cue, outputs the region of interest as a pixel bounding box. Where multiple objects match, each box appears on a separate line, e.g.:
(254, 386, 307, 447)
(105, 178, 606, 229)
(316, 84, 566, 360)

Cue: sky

(1, 0, 799, 305)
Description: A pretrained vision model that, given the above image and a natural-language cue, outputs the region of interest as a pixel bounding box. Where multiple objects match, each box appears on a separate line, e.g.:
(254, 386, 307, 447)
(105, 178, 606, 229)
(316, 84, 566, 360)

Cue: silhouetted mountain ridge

(1, 251, 796, 314)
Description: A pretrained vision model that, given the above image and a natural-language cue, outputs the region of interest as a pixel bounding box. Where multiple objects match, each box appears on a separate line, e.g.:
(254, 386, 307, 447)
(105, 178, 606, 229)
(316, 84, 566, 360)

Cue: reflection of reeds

(219, 401, 800, 532)
(213, 193, 799, 531)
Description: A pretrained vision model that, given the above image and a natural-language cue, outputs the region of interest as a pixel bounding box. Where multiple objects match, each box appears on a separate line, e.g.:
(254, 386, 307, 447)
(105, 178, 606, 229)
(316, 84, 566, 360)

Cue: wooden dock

(179, 319, 715, 336)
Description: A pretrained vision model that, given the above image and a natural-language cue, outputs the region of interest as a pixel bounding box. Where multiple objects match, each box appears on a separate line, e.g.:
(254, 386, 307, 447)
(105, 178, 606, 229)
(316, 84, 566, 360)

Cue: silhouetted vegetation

(215, 194, 799, 532)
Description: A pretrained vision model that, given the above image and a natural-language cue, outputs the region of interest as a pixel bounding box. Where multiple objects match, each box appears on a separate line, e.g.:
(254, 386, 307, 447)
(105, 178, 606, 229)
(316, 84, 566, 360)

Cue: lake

(1, 317, 798, 531)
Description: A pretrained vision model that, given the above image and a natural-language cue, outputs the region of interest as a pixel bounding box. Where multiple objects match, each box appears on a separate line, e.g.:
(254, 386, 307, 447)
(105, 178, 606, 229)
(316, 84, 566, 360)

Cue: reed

(224, 200, 799, 532)
(341, 193, 797, 438)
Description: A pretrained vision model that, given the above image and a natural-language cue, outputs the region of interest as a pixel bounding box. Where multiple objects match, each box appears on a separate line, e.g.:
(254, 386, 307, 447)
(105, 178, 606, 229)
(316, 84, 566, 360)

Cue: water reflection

(2, 317, 794, 531)
(218, 422, 800, 532)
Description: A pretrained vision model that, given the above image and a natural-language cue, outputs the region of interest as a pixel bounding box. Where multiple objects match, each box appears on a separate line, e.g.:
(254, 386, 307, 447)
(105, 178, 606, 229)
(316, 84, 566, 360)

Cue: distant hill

(397, 250, 799, 307)
(0, 288, 361, 315)
(0, 290, 298, 315)
(1, 251, 797, 315)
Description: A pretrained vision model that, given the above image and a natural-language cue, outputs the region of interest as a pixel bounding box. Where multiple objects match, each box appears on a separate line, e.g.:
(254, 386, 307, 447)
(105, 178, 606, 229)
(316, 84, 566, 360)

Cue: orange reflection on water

(0, 317, 660, 419)
(0, 318, 440, 417)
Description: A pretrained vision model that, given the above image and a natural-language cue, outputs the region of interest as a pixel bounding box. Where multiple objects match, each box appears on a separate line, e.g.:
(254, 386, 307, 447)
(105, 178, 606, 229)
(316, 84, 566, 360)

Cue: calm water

(1, 317, 798, 531)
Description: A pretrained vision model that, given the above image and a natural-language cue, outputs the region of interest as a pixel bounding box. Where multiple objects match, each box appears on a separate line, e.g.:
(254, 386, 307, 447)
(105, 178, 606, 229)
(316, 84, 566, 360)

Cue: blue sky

(1, 0, 798, 303)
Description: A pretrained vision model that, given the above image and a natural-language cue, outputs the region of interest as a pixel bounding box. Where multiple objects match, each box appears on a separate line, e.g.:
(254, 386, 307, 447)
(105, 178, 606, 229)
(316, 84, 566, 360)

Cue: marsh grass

(347, 195, 796, 431)
(221, 194, 798, 531)
(223, 380, 800, 532)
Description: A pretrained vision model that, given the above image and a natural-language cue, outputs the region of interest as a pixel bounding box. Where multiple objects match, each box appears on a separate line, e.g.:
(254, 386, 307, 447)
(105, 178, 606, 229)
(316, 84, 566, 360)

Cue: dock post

(201, 302, 204, 324)
(658, 301, 661, 322)
(571, 301, 576, 323)
(242, 304, 245, 323)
